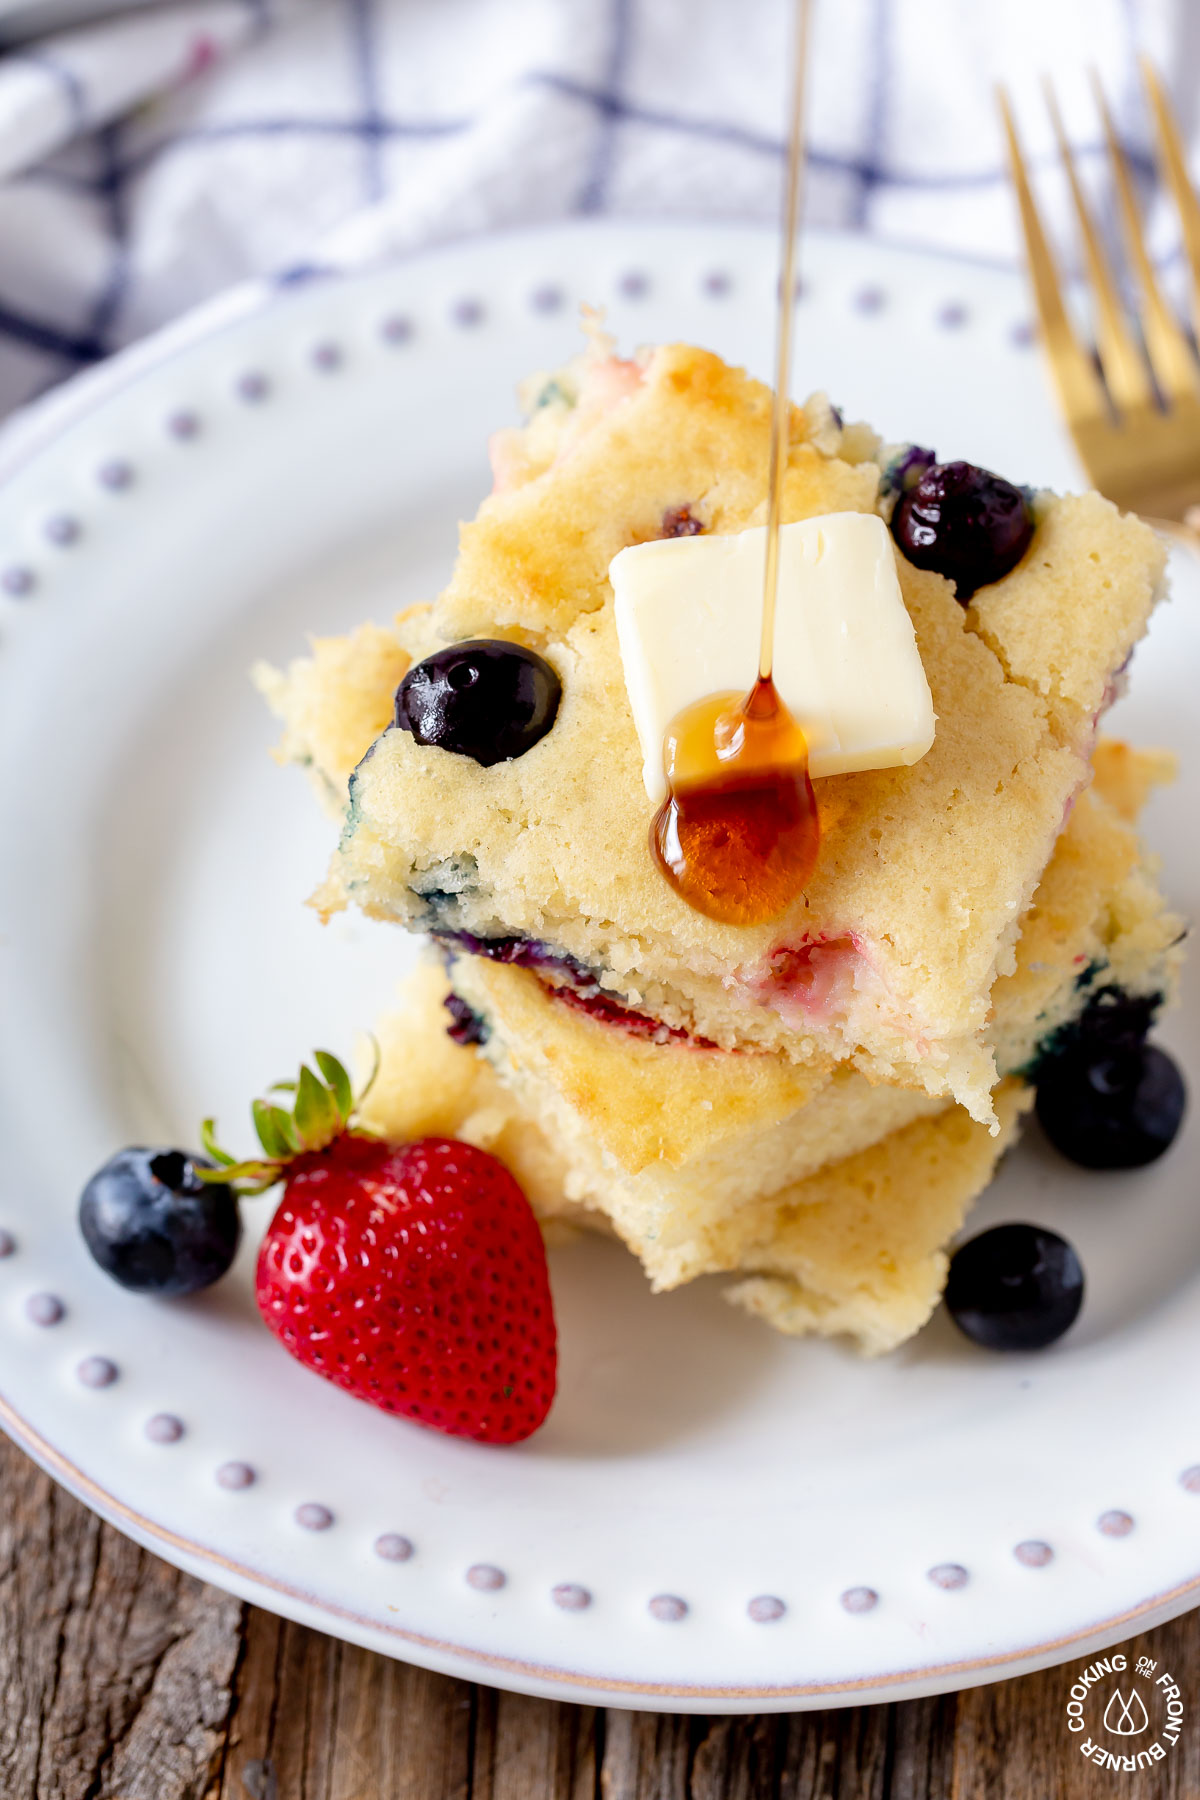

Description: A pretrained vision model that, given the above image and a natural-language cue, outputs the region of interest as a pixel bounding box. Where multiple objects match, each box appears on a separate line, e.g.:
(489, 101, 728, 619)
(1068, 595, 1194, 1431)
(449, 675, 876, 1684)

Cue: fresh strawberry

(200, 1054, 556, 1444)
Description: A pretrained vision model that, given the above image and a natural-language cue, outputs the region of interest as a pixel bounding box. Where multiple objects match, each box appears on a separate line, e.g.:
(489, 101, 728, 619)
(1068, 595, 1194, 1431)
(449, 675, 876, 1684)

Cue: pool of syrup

(651, 675, 820, 926)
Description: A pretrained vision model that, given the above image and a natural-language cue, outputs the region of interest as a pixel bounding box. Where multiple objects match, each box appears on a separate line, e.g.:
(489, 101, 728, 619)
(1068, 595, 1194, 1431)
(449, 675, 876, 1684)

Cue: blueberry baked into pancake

(257, 328, 1186, 1355)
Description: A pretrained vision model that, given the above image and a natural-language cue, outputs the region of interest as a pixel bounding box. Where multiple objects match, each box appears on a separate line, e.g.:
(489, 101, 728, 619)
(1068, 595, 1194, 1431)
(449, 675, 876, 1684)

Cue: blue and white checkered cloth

(0, 0, 1194, 427)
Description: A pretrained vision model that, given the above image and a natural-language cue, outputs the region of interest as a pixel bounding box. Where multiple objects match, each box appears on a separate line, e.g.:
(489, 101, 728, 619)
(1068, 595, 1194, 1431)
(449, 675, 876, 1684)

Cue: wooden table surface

(3, 1433, 1195, 1800)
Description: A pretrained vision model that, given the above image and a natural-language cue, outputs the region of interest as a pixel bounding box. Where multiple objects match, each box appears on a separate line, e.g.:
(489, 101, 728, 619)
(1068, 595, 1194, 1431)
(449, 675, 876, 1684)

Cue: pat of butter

(610, 512, 936, 804)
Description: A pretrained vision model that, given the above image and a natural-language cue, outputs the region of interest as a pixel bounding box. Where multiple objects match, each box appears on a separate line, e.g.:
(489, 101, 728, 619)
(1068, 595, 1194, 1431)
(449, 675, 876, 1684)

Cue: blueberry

(79, 1148, 240, 1296)
(1036, 1041, 1186, 1169)
(891, 460, 1033, 600)
(395, 640, 560, 766)
(946, 1223, 1084, 1351)
(443, 991, 489, 1046)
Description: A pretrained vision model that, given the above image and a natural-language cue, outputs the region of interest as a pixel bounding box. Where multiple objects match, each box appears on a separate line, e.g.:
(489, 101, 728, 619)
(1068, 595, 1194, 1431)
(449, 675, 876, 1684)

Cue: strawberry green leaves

(198, 1046, 378, 1195)
(315, 1049, 354, 1120)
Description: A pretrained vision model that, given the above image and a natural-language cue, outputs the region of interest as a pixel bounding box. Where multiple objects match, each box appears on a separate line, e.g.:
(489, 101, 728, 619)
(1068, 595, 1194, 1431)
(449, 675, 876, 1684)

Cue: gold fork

(998, 62, 1200, 537)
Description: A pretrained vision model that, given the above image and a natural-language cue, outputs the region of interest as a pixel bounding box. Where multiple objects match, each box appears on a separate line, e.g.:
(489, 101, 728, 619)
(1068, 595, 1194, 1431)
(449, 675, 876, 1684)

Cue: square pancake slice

(260, 337, 1166, 1125)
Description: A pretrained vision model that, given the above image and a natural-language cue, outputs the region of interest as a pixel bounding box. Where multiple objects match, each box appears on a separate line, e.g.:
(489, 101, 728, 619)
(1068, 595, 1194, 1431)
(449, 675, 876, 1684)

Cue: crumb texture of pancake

(254, 622, 412, 816)
(260, 340, 1166, 1127)
(990, 745, 1183, 1074)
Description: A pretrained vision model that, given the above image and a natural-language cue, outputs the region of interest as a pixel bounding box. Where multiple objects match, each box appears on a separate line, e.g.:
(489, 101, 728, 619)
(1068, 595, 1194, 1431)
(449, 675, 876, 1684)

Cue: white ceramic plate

(0, 222, 1197, 1714)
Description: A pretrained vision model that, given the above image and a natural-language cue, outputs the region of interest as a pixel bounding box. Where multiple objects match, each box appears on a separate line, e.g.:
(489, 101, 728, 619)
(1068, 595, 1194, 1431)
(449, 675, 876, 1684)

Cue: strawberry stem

(197, 1042, 379, 1196)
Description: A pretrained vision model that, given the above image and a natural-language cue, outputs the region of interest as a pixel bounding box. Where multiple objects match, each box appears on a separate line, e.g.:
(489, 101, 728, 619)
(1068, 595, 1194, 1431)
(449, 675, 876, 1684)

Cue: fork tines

(999, 63, 1200, 523)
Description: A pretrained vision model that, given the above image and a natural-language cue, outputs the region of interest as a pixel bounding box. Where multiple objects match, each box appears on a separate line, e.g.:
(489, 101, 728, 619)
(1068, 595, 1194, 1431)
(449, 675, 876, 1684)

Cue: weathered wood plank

(213, 1616, 479, 1800)
(776, 1701, 894, 1800)
(601, 1709, 693, 1800)
(689, 1713, 787, 1799)
(471, 1688, 597, 1800)
(885, 1692, 958, 1800)
(0, 1435, 241, 1800)
(331, 1654, 474, 1800)
(212, 1609, 328, 1800)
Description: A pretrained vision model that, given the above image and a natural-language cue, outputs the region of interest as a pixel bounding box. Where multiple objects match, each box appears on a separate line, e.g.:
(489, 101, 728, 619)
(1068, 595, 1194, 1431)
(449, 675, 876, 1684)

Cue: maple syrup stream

(651, 0, 820, 926)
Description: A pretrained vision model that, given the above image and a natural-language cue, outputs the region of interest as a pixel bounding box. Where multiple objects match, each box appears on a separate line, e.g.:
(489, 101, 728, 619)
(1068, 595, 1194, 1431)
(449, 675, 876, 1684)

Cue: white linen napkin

(0, 0, 1194, 431)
